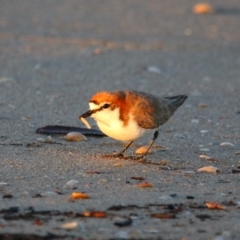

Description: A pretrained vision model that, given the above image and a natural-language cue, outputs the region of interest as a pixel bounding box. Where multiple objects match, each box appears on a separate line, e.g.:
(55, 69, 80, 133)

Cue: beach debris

(0, 182, 8, 186)
(130, 176, 146, 181)
(114, 217, 132, 227)
(147, 66, 162, 74)
(83, 211, 106, 218)
(36, 125, 104, 136)
(69, 192, 89, 200)
(37, 138, 45, 142)
(199, 154, 217, 162)
(45, 136, 53, 143)
(193, 3, 214, 14)
(232, 168, 240, 174)
(220, 142, 235, 147)
(61, 221, 79, 229)
(197, 166, 220, 174)
(137, 182, 154, 188)
(198, 103, 208, 108)
(135, 145, 154, 155)
(65, 132, 87, 141)
(3, 193, 13, 198)
(205, 202, 226, 210)
(191, 119, 199, 123)
(151, 213, 176, 219)
(64, 180, 79, 189)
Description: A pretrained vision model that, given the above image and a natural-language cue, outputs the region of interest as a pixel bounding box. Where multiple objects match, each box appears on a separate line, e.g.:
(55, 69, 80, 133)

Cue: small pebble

(114, 217, 132, 227)
(147, 66, 162, 74)
(3, 193, 13, 198)
(220, 142, 235, 147)
(20, 191, 29, 197)
(200, 130, 208, 133)
(135, 145, 154, 155)
(65, 132, 87, 141)
(45, 136, 53, 143)
(0, 182, 8, 186)
(191, 119, 199, 123)
(197, 166, 220, 174)
(64, 180, 79, 189)
(198, 103, 208, 108)
(186, 195, 195, 199)
(37, 138, 45, 142)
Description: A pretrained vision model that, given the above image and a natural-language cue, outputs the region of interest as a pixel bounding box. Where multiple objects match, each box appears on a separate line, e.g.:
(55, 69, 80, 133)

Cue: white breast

(89, 103, 147, 141)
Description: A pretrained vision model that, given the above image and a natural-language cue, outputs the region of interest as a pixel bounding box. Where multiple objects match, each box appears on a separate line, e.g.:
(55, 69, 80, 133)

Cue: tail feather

(163, 95, 188, 111)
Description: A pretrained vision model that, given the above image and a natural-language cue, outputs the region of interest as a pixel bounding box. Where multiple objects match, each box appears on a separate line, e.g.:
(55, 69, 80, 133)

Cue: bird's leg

(134, 130, 159, 160)
(103, 141, 134, 158)
(112, 141, 134, 157)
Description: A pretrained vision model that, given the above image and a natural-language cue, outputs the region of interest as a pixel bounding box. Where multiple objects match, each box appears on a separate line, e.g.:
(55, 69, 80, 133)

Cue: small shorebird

(80, 90, 187, 159)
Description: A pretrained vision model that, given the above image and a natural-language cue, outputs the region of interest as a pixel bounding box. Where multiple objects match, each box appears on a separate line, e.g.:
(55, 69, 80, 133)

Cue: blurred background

(0, 0, 239, 128)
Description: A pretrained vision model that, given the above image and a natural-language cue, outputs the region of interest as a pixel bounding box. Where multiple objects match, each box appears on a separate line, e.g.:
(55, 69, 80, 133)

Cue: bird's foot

(102, 153, 146, 161)
(122, 155, 146, 161)
(133, 155, 146, 162)
(102, 152, 124, 158)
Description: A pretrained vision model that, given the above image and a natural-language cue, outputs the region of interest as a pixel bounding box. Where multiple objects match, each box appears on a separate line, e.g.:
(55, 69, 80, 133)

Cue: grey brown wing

(133, 98, 173, 129)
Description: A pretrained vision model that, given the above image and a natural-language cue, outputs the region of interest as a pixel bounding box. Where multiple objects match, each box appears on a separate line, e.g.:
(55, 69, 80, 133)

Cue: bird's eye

(103, 103, 110, 109)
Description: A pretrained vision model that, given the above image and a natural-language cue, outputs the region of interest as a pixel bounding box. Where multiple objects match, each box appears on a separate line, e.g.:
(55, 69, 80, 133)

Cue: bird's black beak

(79, 110, 93, 119)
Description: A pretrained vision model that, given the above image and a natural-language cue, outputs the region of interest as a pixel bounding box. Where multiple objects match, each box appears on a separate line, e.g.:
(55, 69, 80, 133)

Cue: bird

(79, 90, 188, 159)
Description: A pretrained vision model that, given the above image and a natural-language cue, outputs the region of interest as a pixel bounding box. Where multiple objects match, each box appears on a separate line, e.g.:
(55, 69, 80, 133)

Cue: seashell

(64, 180, 79, 189)
(135, 145, 154, 155)
(37, 138, 45, 142)
(220, 142, 235, 147)
(197, 166, 220, 174)
(0, 182, 8, 186)
(20, 191, 29, 197)
(147, 66, 162, 74)
(65, 132, 87, 141)
(61, 221, 78, 229)
(45, 136, 53, 143)
(199, 154, 216, 161)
